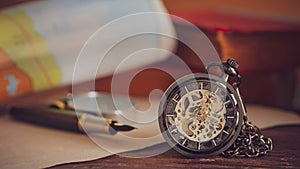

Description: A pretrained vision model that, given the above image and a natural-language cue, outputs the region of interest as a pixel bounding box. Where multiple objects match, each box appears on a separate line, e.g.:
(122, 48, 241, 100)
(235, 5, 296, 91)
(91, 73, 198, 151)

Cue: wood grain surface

(49, 125, 300, 169)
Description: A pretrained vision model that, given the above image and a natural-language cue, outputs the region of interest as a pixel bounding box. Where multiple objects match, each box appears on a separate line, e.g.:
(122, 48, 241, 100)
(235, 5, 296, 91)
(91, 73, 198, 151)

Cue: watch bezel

(158, 73, 244, 158)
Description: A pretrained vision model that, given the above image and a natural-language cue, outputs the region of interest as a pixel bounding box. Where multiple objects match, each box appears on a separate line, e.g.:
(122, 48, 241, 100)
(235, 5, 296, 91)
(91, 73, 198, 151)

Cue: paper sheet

(247, 105, 300, 129)
(0, 104, 299, 169)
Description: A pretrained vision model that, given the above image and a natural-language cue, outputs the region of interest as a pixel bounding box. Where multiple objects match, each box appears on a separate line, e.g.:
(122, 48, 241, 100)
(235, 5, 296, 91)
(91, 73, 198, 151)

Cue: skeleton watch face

(158, 74, 244, 157)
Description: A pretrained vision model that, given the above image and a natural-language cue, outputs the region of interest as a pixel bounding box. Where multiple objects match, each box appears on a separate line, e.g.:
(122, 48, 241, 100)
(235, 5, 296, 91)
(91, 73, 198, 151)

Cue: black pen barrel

(10, 105, 81, 133)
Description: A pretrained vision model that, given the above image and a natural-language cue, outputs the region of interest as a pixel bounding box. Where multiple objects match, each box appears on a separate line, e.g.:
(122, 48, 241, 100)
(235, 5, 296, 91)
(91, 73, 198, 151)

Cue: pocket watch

(158, 59, 272, 158)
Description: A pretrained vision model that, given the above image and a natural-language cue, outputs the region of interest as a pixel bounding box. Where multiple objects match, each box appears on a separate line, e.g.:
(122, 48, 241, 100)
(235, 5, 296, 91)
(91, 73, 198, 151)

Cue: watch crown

(226, 59, 239, 69)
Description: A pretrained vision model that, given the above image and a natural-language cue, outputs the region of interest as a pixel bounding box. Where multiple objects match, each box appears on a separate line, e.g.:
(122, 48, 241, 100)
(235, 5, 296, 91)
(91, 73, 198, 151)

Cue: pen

(9, 105, 136, 135)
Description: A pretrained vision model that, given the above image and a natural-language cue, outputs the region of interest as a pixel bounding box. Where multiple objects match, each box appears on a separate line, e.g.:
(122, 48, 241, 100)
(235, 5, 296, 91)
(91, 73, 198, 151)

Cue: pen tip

(110, 122, 137, 132)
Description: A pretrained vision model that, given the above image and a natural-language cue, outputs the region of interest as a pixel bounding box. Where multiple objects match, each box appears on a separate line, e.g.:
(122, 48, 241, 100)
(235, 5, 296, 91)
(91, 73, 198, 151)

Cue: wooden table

(2, 72, 299, 168)
(49, 125, 300, 169)
(1, 83, 299, 168)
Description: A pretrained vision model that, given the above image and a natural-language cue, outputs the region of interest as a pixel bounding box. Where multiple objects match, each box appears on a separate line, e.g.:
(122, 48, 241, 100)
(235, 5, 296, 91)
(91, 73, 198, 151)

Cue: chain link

(222, 120, 273, 158)
(207, 59, 273, 158)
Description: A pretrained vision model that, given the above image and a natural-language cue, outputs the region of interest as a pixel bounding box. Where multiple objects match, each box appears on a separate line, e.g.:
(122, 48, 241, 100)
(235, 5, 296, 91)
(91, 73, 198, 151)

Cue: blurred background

(162, 0, 300, 111)
(1, 0, 300, 112)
